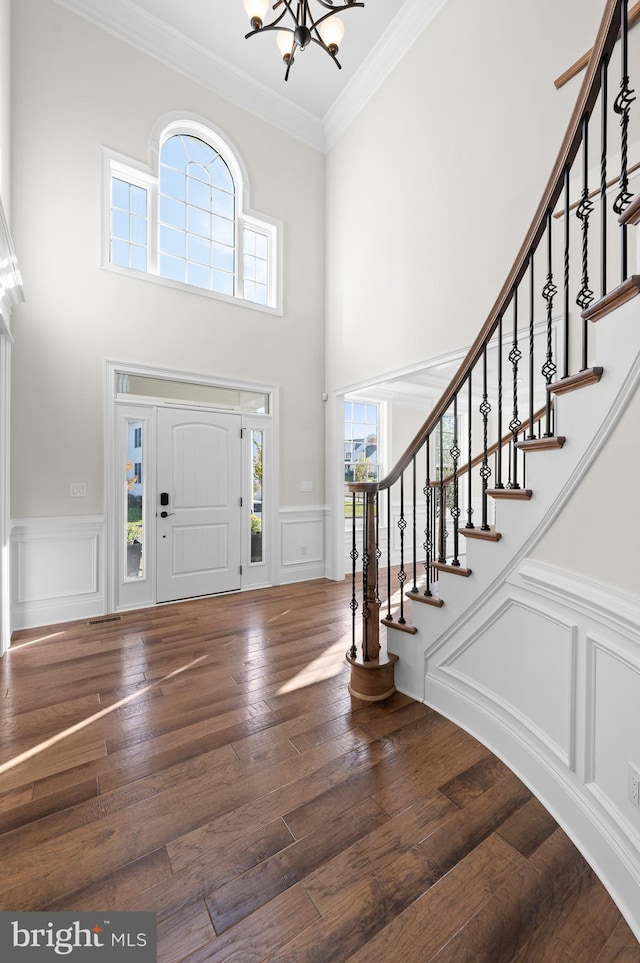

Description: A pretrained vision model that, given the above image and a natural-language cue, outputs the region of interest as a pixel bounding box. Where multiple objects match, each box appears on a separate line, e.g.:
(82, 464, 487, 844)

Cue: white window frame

(101, 116, 282, 315)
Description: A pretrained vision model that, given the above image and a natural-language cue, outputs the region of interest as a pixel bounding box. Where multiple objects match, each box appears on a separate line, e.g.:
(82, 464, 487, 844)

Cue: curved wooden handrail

(349, 0, 622, 498)
(554, 0, 640, 89)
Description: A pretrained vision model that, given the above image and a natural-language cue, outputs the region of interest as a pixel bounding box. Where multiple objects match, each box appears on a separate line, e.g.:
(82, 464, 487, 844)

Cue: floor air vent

(87, 616, 122, 625)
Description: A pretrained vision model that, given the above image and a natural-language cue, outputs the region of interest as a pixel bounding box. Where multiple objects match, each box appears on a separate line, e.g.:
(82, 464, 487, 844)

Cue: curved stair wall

(391, 294, 640, 939)
(346, 0, 640, 939)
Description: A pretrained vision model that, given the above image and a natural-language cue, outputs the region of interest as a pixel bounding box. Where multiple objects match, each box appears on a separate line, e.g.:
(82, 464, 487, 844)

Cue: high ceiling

(55, 0, 449, 149)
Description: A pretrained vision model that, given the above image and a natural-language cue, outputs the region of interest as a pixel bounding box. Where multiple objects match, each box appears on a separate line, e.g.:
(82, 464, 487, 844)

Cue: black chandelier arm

(244, 8, 288, 40)
(245, 0, 365, 40)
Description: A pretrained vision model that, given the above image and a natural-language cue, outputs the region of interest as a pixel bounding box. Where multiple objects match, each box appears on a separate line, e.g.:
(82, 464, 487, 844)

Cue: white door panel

(157, 409, 242, 602)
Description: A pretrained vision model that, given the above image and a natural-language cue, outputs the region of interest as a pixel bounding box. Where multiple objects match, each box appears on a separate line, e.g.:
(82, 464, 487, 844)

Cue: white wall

(10, 0, 326, 523)
(530, 387, 640, 596)
(324, 0, 604, 394)
(0, 0, 9, 207)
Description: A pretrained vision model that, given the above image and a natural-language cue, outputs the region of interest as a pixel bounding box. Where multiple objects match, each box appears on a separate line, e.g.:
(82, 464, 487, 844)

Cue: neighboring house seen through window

(344, 400, 379, 519)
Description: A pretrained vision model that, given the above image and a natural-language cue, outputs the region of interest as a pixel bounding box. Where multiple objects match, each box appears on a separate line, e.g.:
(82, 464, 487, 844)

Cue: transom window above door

(103, 117, 281, 313)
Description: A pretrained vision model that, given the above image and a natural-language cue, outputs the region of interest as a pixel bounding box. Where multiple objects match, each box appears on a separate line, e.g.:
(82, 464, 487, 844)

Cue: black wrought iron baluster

(496, 316, 504, 489)
(601, 57, 609, 298)
(423, 436, 433, 597)
(563, 168, 570, 379)
(386, 486, 392, 620)
(508, 290, 522, 489)
(527, 253, 535, 439)
(411, 458, 418, 592)
(466, 371, 474, 529)
(361, 494, 370, 661)
(480, 345, 492, 531)
(576, 116, 595, 371)
(438, 417, 447, 563)
(349, 492, 358, 659)
(613, 0, 635, 282)
(450, 396, 461, 567)
(397, 473, 407, 623)
(375, 491, 381, 611)
(542, 212, 558, 435)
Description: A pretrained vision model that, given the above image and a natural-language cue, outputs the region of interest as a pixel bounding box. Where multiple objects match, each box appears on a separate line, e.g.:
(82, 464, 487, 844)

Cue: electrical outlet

(69, 482, 87, 498)
(630, 763, 640, 808)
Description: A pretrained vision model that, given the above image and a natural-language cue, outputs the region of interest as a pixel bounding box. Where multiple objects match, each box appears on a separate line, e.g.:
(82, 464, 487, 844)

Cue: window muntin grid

(110, 178, 148, 272)
(243, 227, 269, 306)
(159, 135, 235, 295)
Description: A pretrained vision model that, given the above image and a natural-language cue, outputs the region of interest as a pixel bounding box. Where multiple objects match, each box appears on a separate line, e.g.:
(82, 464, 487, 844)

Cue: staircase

(347, 0, 640, 943)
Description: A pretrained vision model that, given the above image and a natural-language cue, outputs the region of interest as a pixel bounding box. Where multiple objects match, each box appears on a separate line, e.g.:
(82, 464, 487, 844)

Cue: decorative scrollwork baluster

(423, 436, 433, 596)
(397, 473, 407, 623)
(613, 0, 635, 281)
(508, 290, 522, 489)
(450, 396, 461, 566)
(349, 492, 358, 659)
(480, 346, 492, 531)
(466, 372, 474, 529)
(541, 213, 558, 436)
(495, 316, 504, 489)
(576, 117, 593, 320)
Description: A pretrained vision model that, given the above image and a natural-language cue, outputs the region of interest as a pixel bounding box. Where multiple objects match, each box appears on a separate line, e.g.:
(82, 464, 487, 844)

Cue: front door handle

(160, 511, 175, 518)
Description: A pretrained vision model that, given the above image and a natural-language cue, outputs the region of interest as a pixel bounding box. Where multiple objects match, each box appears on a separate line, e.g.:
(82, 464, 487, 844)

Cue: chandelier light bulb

(276, 30, 293, 62)
(318, 15, 345, 56)
(242, 0, 269, 30)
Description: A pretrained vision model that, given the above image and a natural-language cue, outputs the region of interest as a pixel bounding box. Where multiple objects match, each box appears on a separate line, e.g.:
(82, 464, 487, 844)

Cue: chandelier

(242, 1, 365, 81)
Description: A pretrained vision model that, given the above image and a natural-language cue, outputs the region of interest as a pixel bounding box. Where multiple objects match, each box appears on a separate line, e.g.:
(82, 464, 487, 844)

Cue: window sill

(101, 261, 283, 317)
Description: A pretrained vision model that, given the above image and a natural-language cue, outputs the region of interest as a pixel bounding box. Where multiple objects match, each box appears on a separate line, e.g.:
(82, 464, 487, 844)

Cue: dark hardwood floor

(1, 578, 639, 962)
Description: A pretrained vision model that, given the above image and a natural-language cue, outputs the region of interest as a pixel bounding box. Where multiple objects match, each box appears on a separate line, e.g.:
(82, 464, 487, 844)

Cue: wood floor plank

(423, 829, 589, 962)
(303, 789, 458, 916)
(156, 899, 215, 963)
(137, 818, 296, 923)
(44, 848, 173, 914)
(205, 795, 389, 933)
(0, 578, 637, 962)
(181, 883, 320, 963)
(274, 834, 522, 963)
(511, 866, 625, 962)
(496, 795, 559, 858)
(595, 918, 640, 962)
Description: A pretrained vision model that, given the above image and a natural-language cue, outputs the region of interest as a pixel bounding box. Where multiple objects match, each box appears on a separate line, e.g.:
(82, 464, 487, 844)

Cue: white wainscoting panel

(440, 597, 577, 769)
(11, 516, 106, 630)
(279, 507, 327, 584)
(586, 635, 640, 858)
(422, 558, 640, 941)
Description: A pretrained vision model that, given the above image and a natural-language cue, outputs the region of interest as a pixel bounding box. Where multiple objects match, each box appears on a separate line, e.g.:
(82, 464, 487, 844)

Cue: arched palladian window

(103, 118, 280, 312)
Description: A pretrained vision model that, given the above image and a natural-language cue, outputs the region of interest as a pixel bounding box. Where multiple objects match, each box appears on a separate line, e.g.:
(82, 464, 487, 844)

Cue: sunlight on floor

(9, 631, 65, 650)
(0, 654, 210, 776)
(276, 634, 350, 695)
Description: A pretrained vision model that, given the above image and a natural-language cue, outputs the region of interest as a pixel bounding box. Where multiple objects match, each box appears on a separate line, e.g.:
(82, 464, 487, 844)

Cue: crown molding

(323, 0, 450, 151)
(52, 0, 326, 152)
(52, 0, 450, 154)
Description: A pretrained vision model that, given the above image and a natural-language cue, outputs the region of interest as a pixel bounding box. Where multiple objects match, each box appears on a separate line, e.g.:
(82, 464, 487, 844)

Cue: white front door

(156, 408, 242, 603)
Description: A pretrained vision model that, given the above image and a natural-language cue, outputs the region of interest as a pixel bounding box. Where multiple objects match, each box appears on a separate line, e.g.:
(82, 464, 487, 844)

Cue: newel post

(347, 485, 398, 702)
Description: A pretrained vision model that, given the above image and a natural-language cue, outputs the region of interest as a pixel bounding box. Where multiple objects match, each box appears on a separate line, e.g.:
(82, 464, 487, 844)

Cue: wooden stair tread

(515, 436, 566, 452)
(581, 275, 640, 322)
(618, 194, 640, 226)
(431, 562, 472, 577)
(406, 591, 445, 608)
(548, 367, 603, 395)
(460, 526, 502, 542)
(380, 618, 418, 635)
(487, 488, 533, 500)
